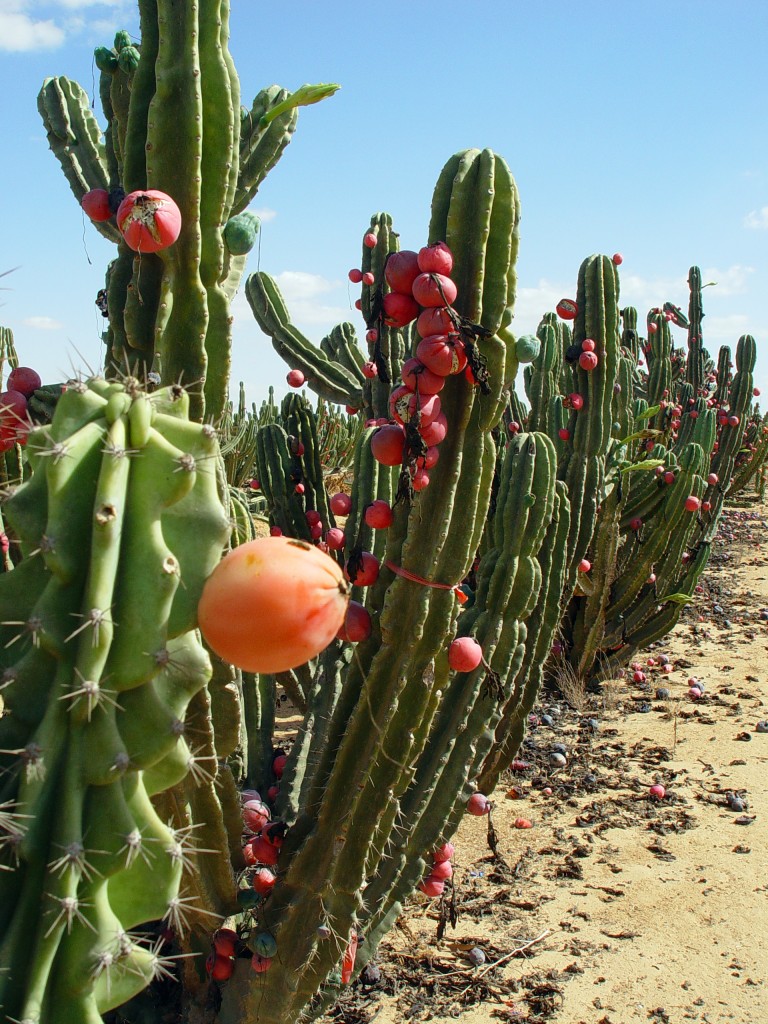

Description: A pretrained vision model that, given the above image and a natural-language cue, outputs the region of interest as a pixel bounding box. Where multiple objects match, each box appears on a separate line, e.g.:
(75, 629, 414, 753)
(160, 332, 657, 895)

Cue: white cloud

(252, 207, 277, 223)
(23, 315, 64, 330)
(52, 0, 125, 9)
(744, 207, 768, 230)
(0, 3, 64, 51)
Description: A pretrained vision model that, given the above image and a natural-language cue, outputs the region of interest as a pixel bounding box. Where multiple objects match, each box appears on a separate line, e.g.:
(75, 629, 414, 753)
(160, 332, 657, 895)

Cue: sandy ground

(326, 499, 768, 1024)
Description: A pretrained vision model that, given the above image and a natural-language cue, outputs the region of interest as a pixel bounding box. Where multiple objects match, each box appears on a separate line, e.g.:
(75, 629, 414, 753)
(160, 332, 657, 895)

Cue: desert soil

(325, 498, 768, 1024)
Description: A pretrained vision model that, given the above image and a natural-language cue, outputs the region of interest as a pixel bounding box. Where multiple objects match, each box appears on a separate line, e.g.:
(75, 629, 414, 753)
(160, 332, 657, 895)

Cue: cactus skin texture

(0, 377, 230, 1024)
(38, 6, 337, 422)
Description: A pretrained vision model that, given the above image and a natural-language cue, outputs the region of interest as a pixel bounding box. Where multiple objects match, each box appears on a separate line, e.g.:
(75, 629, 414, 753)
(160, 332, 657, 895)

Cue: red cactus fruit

(419, 411, 448, 446)
(252, 867, 276, 895)
(432, 842, 454, 863)
(416, 333, 467, 376)
(389, 386, 441, 427)
(581, 338, 596, 352)
(329, 492, 352, 516)
(81, 188, 113, 222)
(558, 428, 570, 441)
(418, 877, 445, 897)
(684, 495, 701, 512)
(345, 551, 379, 587)
(286, 369, 305, 388)
(7, 367, 41, 397)
(206, 953, 235, 981)
(251, 954, 273, 973)
(630, 517, 643, 531)
(363, 232, 377, 248)
(384, 250, 420, 294)
(556, 299, 578, 320)
(448, 637, 483, 672)
(429, 858, 453, 880)
(508, 421, 520, 435)
(362, 361, 378, 379)
(242, 799, 270, 833)
(364, 500, 394, 529)
(250, 835, 279, 866)
(401, 357, 446, 396)
(416, 306, 455, 338)
(649, 784, 666, 800)
(382, 290, 420, 327)
(362, 271, 375, 286)
(213, 928, 239, 958)
(663, 471, 675, 484)
(578, 558, 591, 572)
(305, 510, 322, 526)
(325, 528, 345, 550)
(198, 536, 349, 673)
(569, 393, 584, 410)
(412, 467, 430, 491)
(371, 424, 406, 467)
(269, 526, 283, 536)
(417, 241, 453, 275)
(728, 415, 740, 427)
(466, 792, 491, 816)
(117, 189, 181, 252)
(272, 754, 287, 779)
(579, 352, 598, 371)
(612, 253, 623, 265)
(514, 817, 533, 829)
(707, 473, 718, 486)
(338, 601, 372, 642)
(411, 272, 457, 308)
(416, 446, 440, 470)
(348, 268, 363, 283)
(341, 932, 359, 984)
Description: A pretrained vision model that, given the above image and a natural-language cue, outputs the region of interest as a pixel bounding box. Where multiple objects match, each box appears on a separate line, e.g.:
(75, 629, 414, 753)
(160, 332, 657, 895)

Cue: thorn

(65, 606, 115, 646)
(117, 827, 157, 868)
(58, 671, 122, 720)
(162, 892, 222, 936)
(48, 840, 103, 881)
(44, 893, 96, 937)
(2, 616, 44, 649)
(185, 746, 217, 787)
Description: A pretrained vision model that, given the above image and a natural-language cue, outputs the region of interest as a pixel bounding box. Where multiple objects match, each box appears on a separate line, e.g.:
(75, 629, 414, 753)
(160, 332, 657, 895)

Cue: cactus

(39, 7, 338, 422)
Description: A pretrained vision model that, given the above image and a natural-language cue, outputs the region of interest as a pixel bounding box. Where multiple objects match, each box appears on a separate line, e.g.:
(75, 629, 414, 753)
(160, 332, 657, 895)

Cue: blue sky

(1, 0, 767, 408)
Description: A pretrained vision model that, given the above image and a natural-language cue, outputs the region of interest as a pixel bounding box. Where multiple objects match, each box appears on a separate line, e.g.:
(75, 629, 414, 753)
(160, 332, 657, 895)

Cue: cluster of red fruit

(82, 187, 182, 253)
(0, 366, 41, 451)
(418, 841, 454, 898)
(366, 241, 466, 490)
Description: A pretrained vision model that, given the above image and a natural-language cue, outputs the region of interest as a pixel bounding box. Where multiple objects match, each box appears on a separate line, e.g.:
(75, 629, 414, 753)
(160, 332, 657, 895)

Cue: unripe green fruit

(223, 211, 261, 256)
(117, 45, 141, 74)
(94, 46, 118, 72)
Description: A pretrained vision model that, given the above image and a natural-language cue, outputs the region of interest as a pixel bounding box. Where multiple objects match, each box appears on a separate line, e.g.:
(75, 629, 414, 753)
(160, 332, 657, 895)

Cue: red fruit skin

(362, 272, 375, 286)
(416, 446, 440, 470)
(81, 188, 112, 222)
(649, 784, 666, 800)
(384, 250, 420, 294)
(417, 242, 453, 275)
(341, 932, 359, 984)
(242, 799, 270, 833)
(117, 189, 182, 252)
(389, 385, 440, 427)
(213, 928, 238, 958)
(419, 411, 448, 446)
(0, 390, 28, 423)
(416, 334, 467, 376)
(325, 528, 345, 550)
(684, 496, 701, 512)
(207, 953, 235, 982)
(411, 272, 457, 308)
(448, 637, 483, 672)
(364, 500, 394, 529)
(612, 253, 623, 265)
(337, 601, 372, 642)
(432, 842, 454, 863)
(418, 877, 445, 897)
(382, 290, 420, 327)
(305, 510, 322, 526)
(252, 868, 276, 895)
(579, 351, 598, 371)
(466, 792, 491, 816)
(578, 559, 591, 572)
(370, 424, 405, 467)
(345, 551, 379, 587)
(362, 361, 378, 379)
(286, 369, 305, 387)
(7, 367, 42, 397)
(348, 268, 363, 283)
(558, 428, 570, 441)
(363, 232, 377, 248)
(251, 954, 273, 973)
(411, 467, 430, 491)
(429, 858, 453, 880)
(417, 306, 455, 338)
(556, 298, 578, 320)
(401, 357, 446, 396)
(581, 338, 596, 352)
(250, 836, 279, 866)
(272, 754, 287, 778)
(329, 492, 352, 515)
(630, 517, 643, 531)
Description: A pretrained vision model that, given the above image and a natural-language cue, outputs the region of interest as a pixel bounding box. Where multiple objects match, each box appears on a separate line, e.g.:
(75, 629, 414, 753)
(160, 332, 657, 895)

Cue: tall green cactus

(39, 5, 337, 422)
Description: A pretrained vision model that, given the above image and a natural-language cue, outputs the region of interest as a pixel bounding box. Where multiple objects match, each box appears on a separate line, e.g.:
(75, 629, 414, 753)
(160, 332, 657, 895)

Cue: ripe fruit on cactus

(401, 357, 445, 395)
(448, 636, 483, 672)
(556, 298, 578, 320)
(252, 868, 277, 895)
(382, 290, 420, 328)
(286, 368, 306, 387)
(198, 536, 349, 673)
(419, 877, 445, 897)
(412, 272, 457, 307)
(371, 424, 405, 466)
(416, 334, 467, 376)
(5, 367, 40, 398)
(417, 306, 455, 338)
(345, 551, 379, 587)
(116, 189, 182, 252)
(466, 792, 491, 816)
(81, 188, 112, 222)
(417, 241, 453, 275)
(207, 953, 235, 982)
(684, 495, 701, 512)
(329, 491, 352, 515)
(364, 500, 394, 529)
(384, 250, 420, 294)
(214, 928, 239, 957)
(578, 558, 591, 573)
(579, 351, 598, 371)
(337, 601, 372, 642)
